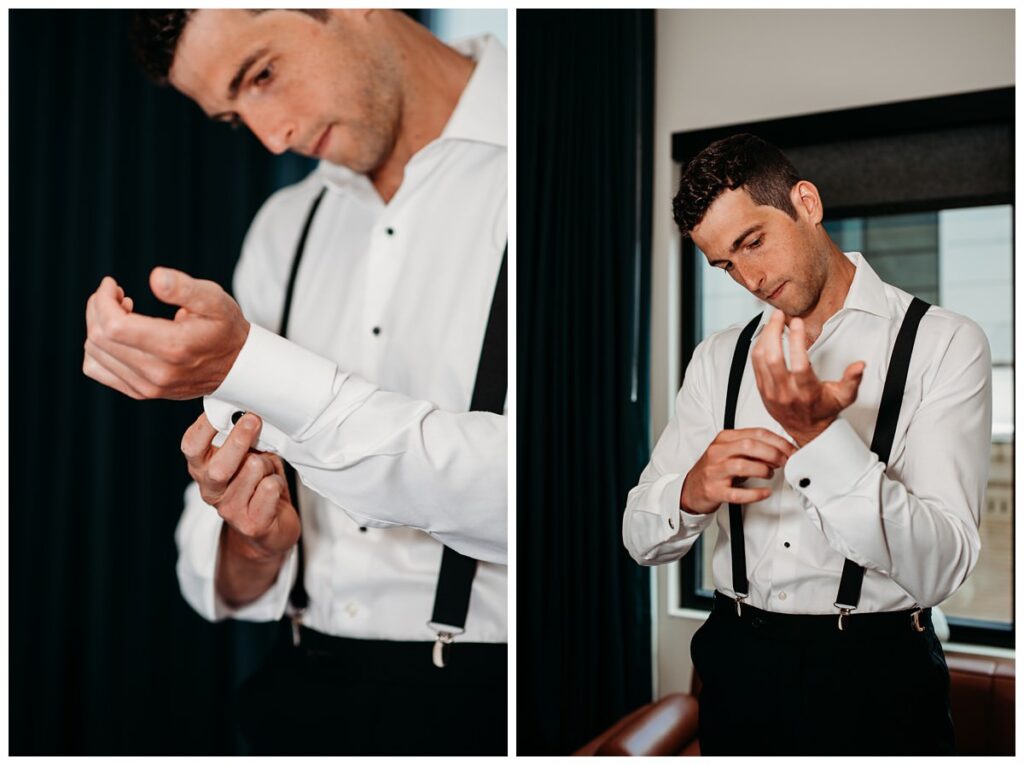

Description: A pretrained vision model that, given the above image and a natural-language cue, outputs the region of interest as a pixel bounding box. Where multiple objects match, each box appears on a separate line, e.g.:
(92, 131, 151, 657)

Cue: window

(674, 88, 1013, 647)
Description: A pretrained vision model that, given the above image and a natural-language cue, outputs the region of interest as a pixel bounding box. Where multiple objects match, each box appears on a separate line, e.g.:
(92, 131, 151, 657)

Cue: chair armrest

(574, 694, 700, 756)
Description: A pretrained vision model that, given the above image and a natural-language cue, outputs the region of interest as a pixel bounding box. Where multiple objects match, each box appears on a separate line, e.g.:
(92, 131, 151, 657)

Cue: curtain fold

(10, 10, 315, 754)
(517, 10, 655, 754)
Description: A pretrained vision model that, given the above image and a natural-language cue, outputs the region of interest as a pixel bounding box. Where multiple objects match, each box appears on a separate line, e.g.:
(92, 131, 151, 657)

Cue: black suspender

(723, 297, 931, 617)
(281, 188, 326, 617)
(724, 313, 762, 605)
(834, 296, 931, 613)
(279, 187, 506, 663)
(429, 246, 507, 668)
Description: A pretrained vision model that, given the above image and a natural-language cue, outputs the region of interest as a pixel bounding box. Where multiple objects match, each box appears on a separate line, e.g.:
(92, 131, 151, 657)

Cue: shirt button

(344, 603, 359, 618)
(385, 227, 395, 236)
(778, 591, 787, 601)
(784, 541, 791, 548)
(799, 478, 811, 488)
(372, 326, 381, 336)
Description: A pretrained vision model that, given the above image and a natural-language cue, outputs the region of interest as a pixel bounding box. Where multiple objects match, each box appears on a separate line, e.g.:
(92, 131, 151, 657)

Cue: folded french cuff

(784, 417, 877, 508)
(213, 544, 299, 622)
(207, 323, 338, 438)
(660, 473, 714, 538)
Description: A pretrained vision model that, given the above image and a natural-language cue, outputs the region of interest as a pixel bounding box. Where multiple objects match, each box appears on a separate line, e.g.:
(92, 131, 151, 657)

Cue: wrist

(679, 476, 710, 515)
(788, 418, 835, 448)
(222, 523, 284, 566)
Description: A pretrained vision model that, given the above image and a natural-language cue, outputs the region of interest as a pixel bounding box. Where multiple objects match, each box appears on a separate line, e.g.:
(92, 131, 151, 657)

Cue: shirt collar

(439, 34, 507, 147)
(315, 34, 505, 191)
(751, 251, 891, 338)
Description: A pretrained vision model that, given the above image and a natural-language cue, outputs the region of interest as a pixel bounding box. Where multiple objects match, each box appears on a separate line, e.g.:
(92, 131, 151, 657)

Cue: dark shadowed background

(517, 9, 655, 754)
(9, 9, 316, 754)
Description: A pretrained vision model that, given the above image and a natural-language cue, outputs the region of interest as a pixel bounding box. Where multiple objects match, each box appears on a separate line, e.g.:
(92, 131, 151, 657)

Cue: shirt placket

(363, 205, 404, 381)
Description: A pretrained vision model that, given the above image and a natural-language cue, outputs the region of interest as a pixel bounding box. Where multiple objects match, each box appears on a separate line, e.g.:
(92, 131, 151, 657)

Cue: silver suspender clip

(910, 607, 926, 633)
(734, 593, 748, 617)
(291, 609, 306, 647)
(428, 622, 464, 668)
(834, 603, 856, 631)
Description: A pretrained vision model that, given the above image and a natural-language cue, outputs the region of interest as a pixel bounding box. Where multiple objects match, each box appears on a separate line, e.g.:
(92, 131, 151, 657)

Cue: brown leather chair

(574, 650, 1014, 755)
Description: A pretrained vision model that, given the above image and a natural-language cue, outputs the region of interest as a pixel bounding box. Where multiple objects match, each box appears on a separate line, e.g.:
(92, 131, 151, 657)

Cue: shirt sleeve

(174, 480, 299, 622)
(783, 316, 991, 607)
(623, 337, 719, 565)
(202, 334, 507, 565)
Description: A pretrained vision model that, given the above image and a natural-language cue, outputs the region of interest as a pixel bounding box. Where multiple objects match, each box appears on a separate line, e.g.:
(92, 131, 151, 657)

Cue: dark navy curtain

(9, 10, 317, 754)
(517, 10, 655, 754)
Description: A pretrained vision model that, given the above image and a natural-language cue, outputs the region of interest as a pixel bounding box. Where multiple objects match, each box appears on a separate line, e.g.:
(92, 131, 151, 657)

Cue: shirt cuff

(784, 417, 877, 507)
(209, 322, 338, 438)
(213, 544, 299, 622)
(176, 503, 299, 623)
(661, 473, 714, 536)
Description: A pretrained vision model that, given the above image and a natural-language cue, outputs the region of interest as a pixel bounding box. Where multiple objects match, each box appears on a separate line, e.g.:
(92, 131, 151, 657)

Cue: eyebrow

(227, 46, 269, 101)
(707, 224, 763, 267)
(729, 224, 763, 254)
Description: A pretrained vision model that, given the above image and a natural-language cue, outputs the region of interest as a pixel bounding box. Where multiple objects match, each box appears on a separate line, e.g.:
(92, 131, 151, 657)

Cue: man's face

(690, 186, 828, 318)
(169, 10, 402, 173)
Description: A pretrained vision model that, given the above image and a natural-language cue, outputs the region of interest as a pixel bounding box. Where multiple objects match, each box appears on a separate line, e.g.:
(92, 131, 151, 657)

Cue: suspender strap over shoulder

(723, 312, 762, 604)
(282, 187, 326, 615)
(280, 187, 506, 662)
(835, 296, 931, 613)
(429, 244, 507, 668)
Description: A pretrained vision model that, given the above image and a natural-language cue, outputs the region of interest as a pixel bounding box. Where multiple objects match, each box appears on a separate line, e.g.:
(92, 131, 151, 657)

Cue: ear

(790, 180, 823, 226)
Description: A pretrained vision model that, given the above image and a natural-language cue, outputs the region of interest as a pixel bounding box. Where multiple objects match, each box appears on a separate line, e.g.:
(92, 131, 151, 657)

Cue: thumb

(150, 267, 221, 315)
(836, 361, 866, 405)
(842, 360, 866, 382)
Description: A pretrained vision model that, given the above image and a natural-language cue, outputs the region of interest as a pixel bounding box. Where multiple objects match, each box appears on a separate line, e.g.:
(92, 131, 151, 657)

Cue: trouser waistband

(294, 625, 507, 683)
(712, 591, 932, 639)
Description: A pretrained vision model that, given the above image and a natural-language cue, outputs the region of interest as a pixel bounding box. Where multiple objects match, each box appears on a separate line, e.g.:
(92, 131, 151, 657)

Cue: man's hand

(751, 309, 865, 447)
(680, 428, 797, 515)
(181, 412, 301, 562)
(83, 268, 250, 400)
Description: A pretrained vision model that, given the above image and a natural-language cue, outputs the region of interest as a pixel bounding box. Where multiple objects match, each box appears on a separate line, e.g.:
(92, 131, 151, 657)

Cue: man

(623, 134, 990, 755)
(83, 10, 506, 755)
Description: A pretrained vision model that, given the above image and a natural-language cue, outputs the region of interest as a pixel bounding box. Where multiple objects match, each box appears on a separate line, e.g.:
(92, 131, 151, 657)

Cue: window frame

(673, 87, 1014, 649)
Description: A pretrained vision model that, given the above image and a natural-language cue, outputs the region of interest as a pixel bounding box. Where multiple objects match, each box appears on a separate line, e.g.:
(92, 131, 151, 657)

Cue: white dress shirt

(176, 35, 507, 643)
(624, 251, 991, 613)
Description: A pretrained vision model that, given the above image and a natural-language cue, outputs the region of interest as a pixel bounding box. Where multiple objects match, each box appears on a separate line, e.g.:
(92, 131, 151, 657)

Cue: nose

(244, 108, 296, 156)
(733, 263, 766, 295)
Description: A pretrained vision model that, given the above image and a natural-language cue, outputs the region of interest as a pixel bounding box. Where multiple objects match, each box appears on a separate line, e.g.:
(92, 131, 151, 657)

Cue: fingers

(83, 339, 152, 398)
(219, 452, 275, 516)
(82, 346, 144, 399)
(834, 361, 866, 408)
(723, 486, 773, 505)
(181, 413, 218, 466)
(788, 317, 813, 382)
(712, 457, 776, 481)
(150, 266, 226, 317)
(246, 474, 288, 537)
(205, 414, 263, 493)
(719, 428, 797, 459)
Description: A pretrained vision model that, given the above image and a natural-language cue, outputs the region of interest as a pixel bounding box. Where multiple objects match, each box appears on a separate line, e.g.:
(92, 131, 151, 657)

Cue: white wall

(650, 8, 1015, 698)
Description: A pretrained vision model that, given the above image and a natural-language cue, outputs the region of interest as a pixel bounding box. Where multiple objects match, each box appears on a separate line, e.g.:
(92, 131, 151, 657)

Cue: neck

(789, 242, 855, 345)
(369, 21, 475, 202)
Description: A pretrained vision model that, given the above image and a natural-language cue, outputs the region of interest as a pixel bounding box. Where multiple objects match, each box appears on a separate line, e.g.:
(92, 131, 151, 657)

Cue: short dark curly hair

(672, 133, 801, 238)
(130, 10, 329, 86)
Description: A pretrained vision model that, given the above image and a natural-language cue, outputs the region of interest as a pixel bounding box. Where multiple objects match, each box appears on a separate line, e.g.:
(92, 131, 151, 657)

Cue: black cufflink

(799, 478, 810, 488)
(231, 410, 246, 425)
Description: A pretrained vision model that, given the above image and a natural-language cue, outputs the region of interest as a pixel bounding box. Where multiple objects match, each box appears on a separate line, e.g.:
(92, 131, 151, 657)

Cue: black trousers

(237, 624, 507, 755)
(690, 593, 955, 756)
